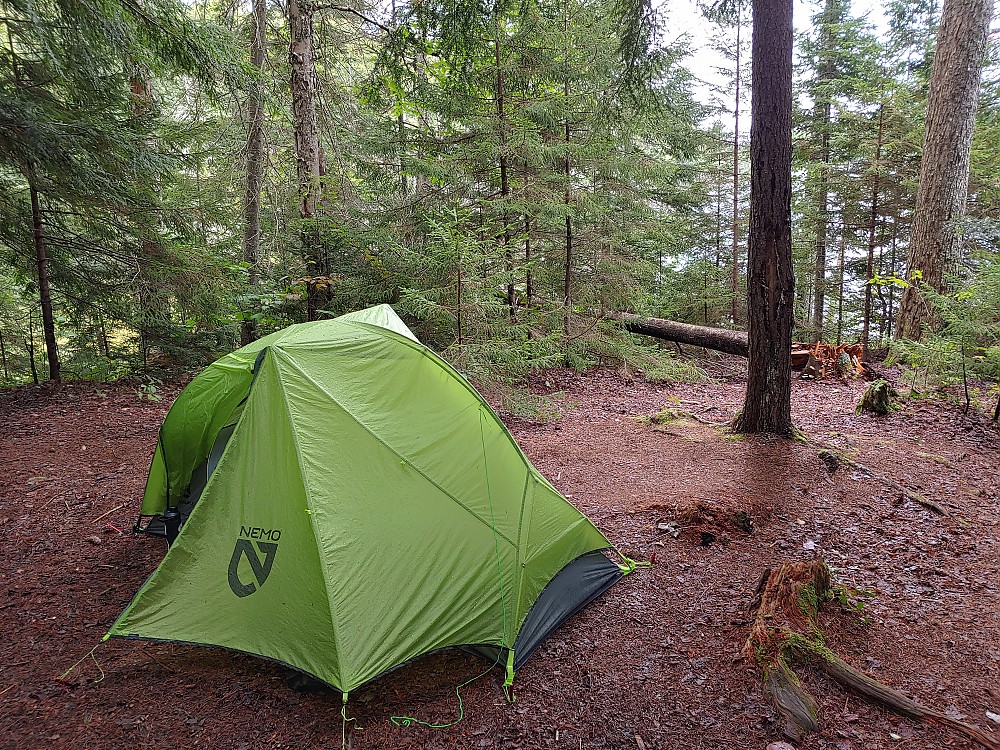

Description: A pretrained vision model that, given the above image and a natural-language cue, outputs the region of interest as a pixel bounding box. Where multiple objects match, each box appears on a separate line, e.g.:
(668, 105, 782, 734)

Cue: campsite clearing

(1, 367, 998, 750)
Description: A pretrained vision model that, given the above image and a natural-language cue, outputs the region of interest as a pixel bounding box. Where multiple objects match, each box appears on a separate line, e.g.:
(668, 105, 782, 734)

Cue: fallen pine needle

(0, 685, 13, 697)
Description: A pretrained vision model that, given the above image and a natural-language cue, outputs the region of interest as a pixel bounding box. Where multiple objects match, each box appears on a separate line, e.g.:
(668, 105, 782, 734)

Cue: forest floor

(1, 362, 998, 750)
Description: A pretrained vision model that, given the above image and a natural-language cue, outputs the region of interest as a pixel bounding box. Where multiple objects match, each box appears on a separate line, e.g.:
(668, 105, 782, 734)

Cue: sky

(657, 0, 890, 116)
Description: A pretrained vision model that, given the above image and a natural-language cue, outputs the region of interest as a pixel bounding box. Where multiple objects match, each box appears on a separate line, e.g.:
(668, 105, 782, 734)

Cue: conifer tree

(897, 0, 994, 340)
(0, 0, 233, 380)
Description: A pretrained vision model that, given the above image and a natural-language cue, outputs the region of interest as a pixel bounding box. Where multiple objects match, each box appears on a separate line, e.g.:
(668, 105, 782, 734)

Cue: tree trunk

(731, 17, 742, 327)
(0, 328, 8, 382)
(836, 233, 845, 346)
(619, 314, 748, 356)
(811, 4, 833, 341)
(98, 313, 110, 359)
(887, 219, 898, 340)
(896, 0, 993, 340)
(456, 243, 463, 346)
(130, 72, 173, 356)
(289, 0, 327, 320)
(241, 0, 267, 346)
(524, 216, 533, 306)
(26, 311, 39, 385)
(716, 145, 724, 272)
(494, 36, 515, 320)
(734, 0, 794, 436)
(861, 105, 885, 354)
(562, 2, 573, 339)
(563, 132, 572, 339)
(28, 171, 60, 382)
(392, 0, 407, 196)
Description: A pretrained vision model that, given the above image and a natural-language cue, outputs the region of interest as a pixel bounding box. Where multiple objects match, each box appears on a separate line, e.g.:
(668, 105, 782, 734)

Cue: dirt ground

(1, 366, 998, 750)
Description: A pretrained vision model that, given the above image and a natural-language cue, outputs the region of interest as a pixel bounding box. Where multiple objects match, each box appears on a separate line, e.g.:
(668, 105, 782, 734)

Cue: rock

(84, 535, 102, 545)
(766, 742, 797, 750)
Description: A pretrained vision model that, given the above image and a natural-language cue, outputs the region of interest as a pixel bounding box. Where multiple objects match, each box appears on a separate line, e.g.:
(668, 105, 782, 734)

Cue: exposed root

(820, 653, 1000, 750)
(747, 560, 999, 750)
(811, 442, 951, 517)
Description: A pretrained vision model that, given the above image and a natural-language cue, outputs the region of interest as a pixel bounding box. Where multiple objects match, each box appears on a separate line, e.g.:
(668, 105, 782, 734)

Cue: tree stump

(746, 561, 999, 749)
(856, 379, 899, 415)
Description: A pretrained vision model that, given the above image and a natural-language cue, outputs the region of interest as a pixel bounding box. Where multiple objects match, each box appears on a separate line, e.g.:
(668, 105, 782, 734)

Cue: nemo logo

(228, 527, 281, 597)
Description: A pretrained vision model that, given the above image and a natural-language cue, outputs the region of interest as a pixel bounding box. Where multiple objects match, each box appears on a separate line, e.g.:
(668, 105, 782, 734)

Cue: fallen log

(619, 314, 876, 379)
(747, 560, 997, 748)
(618, 313, 748, 357)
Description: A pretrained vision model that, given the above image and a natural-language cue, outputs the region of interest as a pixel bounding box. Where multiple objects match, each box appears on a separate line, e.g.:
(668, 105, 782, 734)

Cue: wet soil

(1, 369, 998, 750)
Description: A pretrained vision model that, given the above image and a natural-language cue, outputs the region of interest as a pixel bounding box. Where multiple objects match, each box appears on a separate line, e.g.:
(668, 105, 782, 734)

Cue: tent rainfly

(106, 305, 634, 696)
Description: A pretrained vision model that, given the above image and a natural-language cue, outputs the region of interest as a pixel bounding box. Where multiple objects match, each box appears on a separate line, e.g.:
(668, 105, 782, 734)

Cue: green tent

(107, 305, 630, 695)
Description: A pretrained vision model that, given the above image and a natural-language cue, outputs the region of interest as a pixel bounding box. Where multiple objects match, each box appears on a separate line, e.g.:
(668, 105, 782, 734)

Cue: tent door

(141, 421, 238, 537)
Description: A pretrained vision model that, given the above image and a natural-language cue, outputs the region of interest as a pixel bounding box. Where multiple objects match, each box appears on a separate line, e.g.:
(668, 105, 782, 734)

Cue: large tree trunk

(241, 0, 267, 346)
(896, 0, 993, 340)
(289, 0, 327, 321)
(28, 170, 60, 382)
(734, 0, 794, 436)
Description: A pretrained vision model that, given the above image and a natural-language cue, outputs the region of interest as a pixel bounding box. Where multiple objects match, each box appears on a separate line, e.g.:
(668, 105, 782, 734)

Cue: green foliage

(889, 247, 1000, 412)
(1, 0, 998, 398)
(0, 0, 244, 381)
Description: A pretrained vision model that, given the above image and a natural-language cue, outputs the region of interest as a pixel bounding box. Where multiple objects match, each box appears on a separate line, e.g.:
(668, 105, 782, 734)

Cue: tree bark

(887, 220, 898, 339)
(26, 311, 39, 385)
(861, 105, 884, 354)
(494, 35, 515, 320)
(734, 0, 794, 436)
(810, 0, 835, 341)
(28, 170, 60, 382)
(562, 1, 573, 339)
(836, 233, 845, 346)
(524, 216, 533, 307)
(289, 0, 327, 320)
(0, 329, 7, 382)
(731, 16, 742, 327)
(896, 0, 994, 340)
(241, 0, 267, 346)
(619, 314, 748, 356)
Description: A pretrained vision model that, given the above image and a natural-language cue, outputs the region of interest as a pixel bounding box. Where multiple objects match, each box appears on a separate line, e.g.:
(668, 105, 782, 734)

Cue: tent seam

(269, 348, 348, 691)
(333, 323, 540, 475)
(275, 352, 520, 550)
(348, 323, 570, 512)
(513, 474, 531, 633)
